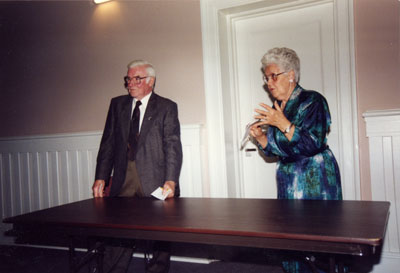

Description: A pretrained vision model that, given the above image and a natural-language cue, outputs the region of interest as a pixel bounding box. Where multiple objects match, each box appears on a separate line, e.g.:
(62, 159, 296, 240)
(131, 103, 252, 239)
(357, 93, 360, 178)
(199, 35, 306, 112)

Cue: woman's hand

(249, 121, 268, 148)
(253, 101, 293, 140)
(254, 101, 289, 129)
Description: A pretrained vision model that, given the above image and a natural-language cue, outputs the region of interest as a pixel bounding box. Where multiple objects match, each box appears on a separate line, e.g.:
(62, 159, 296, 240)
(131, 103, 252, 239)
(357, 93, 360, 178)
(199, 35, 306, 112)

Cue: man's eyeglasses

(263, 71, 287, 84)
(124, 76, 151, 85)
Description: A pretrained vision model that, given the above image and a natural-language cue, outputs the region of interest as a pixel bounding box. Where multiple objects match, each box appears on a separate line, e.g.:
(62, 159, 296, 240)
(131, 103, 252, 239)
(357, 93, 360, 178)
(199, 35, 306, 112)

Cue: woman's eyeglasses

(263, 71, 287, 84)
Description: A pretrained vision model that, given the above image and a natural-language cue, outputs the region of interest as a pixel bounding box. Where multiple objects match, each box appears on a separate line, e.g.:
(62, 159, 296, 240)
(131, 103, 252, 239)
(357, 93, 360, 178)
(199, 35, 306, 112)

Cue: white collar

(134, 91, 151, 107)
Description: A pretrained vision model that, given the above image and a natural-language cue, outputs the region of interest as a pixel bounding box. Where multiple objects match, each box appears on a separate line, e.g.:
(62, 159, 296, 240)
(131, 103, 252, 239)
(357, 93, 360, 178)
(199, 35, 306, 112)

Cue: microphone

(240, 119, 261, 150)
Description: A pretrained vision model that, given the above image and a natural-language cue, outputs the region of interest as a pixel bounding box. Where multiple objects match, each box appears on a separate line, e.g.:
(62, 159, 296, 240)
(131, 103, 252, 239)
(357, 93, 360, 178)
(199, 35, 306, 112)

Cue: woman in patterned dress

(250, 47, 342, 273)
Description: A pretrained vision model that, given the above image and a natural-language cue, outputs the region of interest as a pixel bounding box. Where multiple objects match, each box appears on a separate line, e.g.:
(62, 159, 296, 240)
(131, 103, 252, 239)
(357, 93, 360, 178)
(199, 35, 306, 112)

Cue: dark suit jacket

(95, 92, 183, 197)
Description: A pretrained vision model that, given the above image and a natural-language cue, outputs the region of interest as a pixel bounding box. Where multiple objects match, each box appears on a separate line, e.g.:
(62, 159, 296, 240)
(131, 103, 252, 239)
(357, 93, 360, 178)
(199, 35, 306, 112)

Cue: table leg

(68, 237, 105, 273)
(305, 256, 320, 273)
(95, 242, 105, 273)
(337, 260, 345, 273)
(304, 254, 348, 273)
(69, 239, 77, 273)
(328, 256, 346, 273)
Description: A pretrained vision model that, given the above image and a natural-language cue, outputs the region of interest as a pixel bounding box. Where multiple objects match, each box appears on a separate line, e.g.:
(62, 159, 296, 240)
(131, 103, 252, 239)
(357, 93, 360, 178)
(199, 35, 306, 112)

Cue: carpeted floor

(0, 244, 285, 273)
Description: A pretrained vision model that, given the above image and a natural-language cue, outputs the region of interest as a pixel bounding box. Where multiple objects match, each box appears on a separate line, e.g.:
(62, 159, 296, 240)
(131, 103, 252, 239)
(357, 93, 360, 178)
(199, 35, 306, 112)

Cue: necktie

(128, 100, 142, 161)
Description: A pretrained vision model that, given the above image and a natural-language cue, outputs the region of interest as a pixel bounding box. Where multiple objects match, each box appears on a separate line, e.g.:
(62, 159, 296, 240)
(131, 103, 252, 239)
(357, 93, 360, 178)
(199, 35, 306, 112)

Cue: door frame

(200, 0, 360, 200)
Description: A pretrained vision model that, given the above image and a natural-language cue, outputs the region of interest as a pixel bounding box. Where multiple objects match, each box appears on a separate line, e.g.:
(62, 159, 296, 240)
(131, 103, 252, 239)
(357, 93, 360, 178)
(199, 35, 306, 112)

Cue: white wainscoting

(364, 109, 400, 273)
(0, 124, 203, 244)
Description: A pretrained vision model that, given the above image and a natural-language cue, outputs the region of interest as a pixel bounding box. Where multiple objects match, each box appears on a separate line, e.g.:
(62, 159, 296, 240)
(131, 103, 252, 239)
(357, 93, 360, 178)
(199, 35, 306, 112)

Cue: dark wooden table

(3, 197, 390, 273)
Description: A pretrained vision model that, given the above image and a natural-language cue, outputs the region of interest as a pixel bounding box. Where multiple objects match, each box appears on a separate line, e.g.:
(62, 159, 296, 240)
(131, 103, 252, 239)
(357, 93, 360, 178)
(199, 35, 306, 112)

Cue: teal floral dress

(260, 84, 342, 200)
(259, 85, 342, 273)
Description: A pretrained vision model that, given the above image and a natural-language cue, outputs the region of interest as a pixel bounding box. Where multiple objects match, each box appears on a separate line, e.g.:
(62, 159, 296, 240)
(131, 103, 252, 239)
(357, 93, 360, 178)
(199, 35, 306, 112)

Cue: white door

(233, 2, 339, 198)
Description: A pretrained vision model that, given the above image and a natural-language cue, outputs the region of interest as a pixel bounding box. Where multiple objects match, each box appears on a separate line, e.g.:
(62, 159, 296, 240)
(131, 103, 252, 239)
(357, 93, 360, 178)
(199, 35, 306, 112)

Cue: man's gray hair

(127, 60, 156, 83)
(261, 47, 300, 83)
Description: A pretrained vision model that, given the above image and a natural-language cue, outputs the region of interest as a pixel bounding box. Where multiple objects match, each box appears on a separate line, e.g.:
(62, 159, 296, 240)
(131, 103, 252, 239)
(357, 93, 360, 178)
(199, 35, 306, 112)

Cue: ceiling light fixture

(93, 0, 112, 4)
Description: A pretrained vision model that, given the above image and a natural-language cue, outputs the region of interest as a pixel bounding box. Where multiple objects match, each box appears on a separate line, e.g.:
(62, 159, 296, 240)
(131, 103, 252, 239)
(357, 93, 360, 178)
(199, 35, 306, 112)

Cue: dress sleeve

(264, 93, 331, 158)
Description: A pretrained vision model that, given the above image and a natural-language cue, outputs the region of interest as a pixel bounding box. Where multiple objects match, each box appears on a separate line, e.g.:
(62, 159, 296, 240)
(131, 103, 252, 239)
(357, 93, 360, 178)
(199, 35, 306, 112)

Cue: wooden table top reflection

(4, 197, 390, 257)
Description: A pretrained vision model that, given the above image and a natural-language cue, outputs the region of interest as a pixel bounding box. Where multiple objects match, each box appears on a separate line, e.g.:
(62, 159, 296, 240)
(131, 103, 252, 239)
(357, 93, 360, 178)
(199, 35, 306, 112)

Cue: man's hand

(162, 181, 176, 199)
(92, 179, 106, 198)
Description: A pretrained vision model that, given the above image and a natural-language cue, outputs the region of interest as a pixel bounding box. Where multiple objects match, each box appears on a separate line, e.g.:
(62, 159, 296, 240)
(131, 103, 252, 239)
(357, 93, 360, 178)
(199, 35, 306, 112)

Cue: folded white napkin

(151, 187, 171, 201)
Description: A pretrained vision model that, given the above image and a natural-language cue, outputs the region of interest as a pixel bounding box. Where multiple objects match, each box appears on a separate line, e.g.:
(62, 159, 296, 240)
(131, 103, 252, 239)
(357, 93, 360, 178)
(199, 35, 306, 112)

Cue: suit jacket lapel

(121, 96, 133, 143)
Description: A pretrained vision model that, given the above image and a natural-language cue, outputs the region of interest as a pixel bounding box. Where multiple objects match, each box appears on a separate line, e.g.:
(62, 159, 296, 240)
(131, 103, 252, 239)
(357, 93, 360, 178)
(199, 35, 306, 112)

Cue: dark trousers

(102, 242, 135, 273)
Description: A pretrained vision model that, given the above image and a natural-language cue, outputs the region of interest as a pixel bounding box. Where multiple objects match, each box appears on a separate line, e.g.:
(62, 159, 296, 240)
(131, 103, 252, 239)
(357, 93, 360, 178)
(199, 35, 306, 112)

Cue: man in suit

(92, 60, 183, 273)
